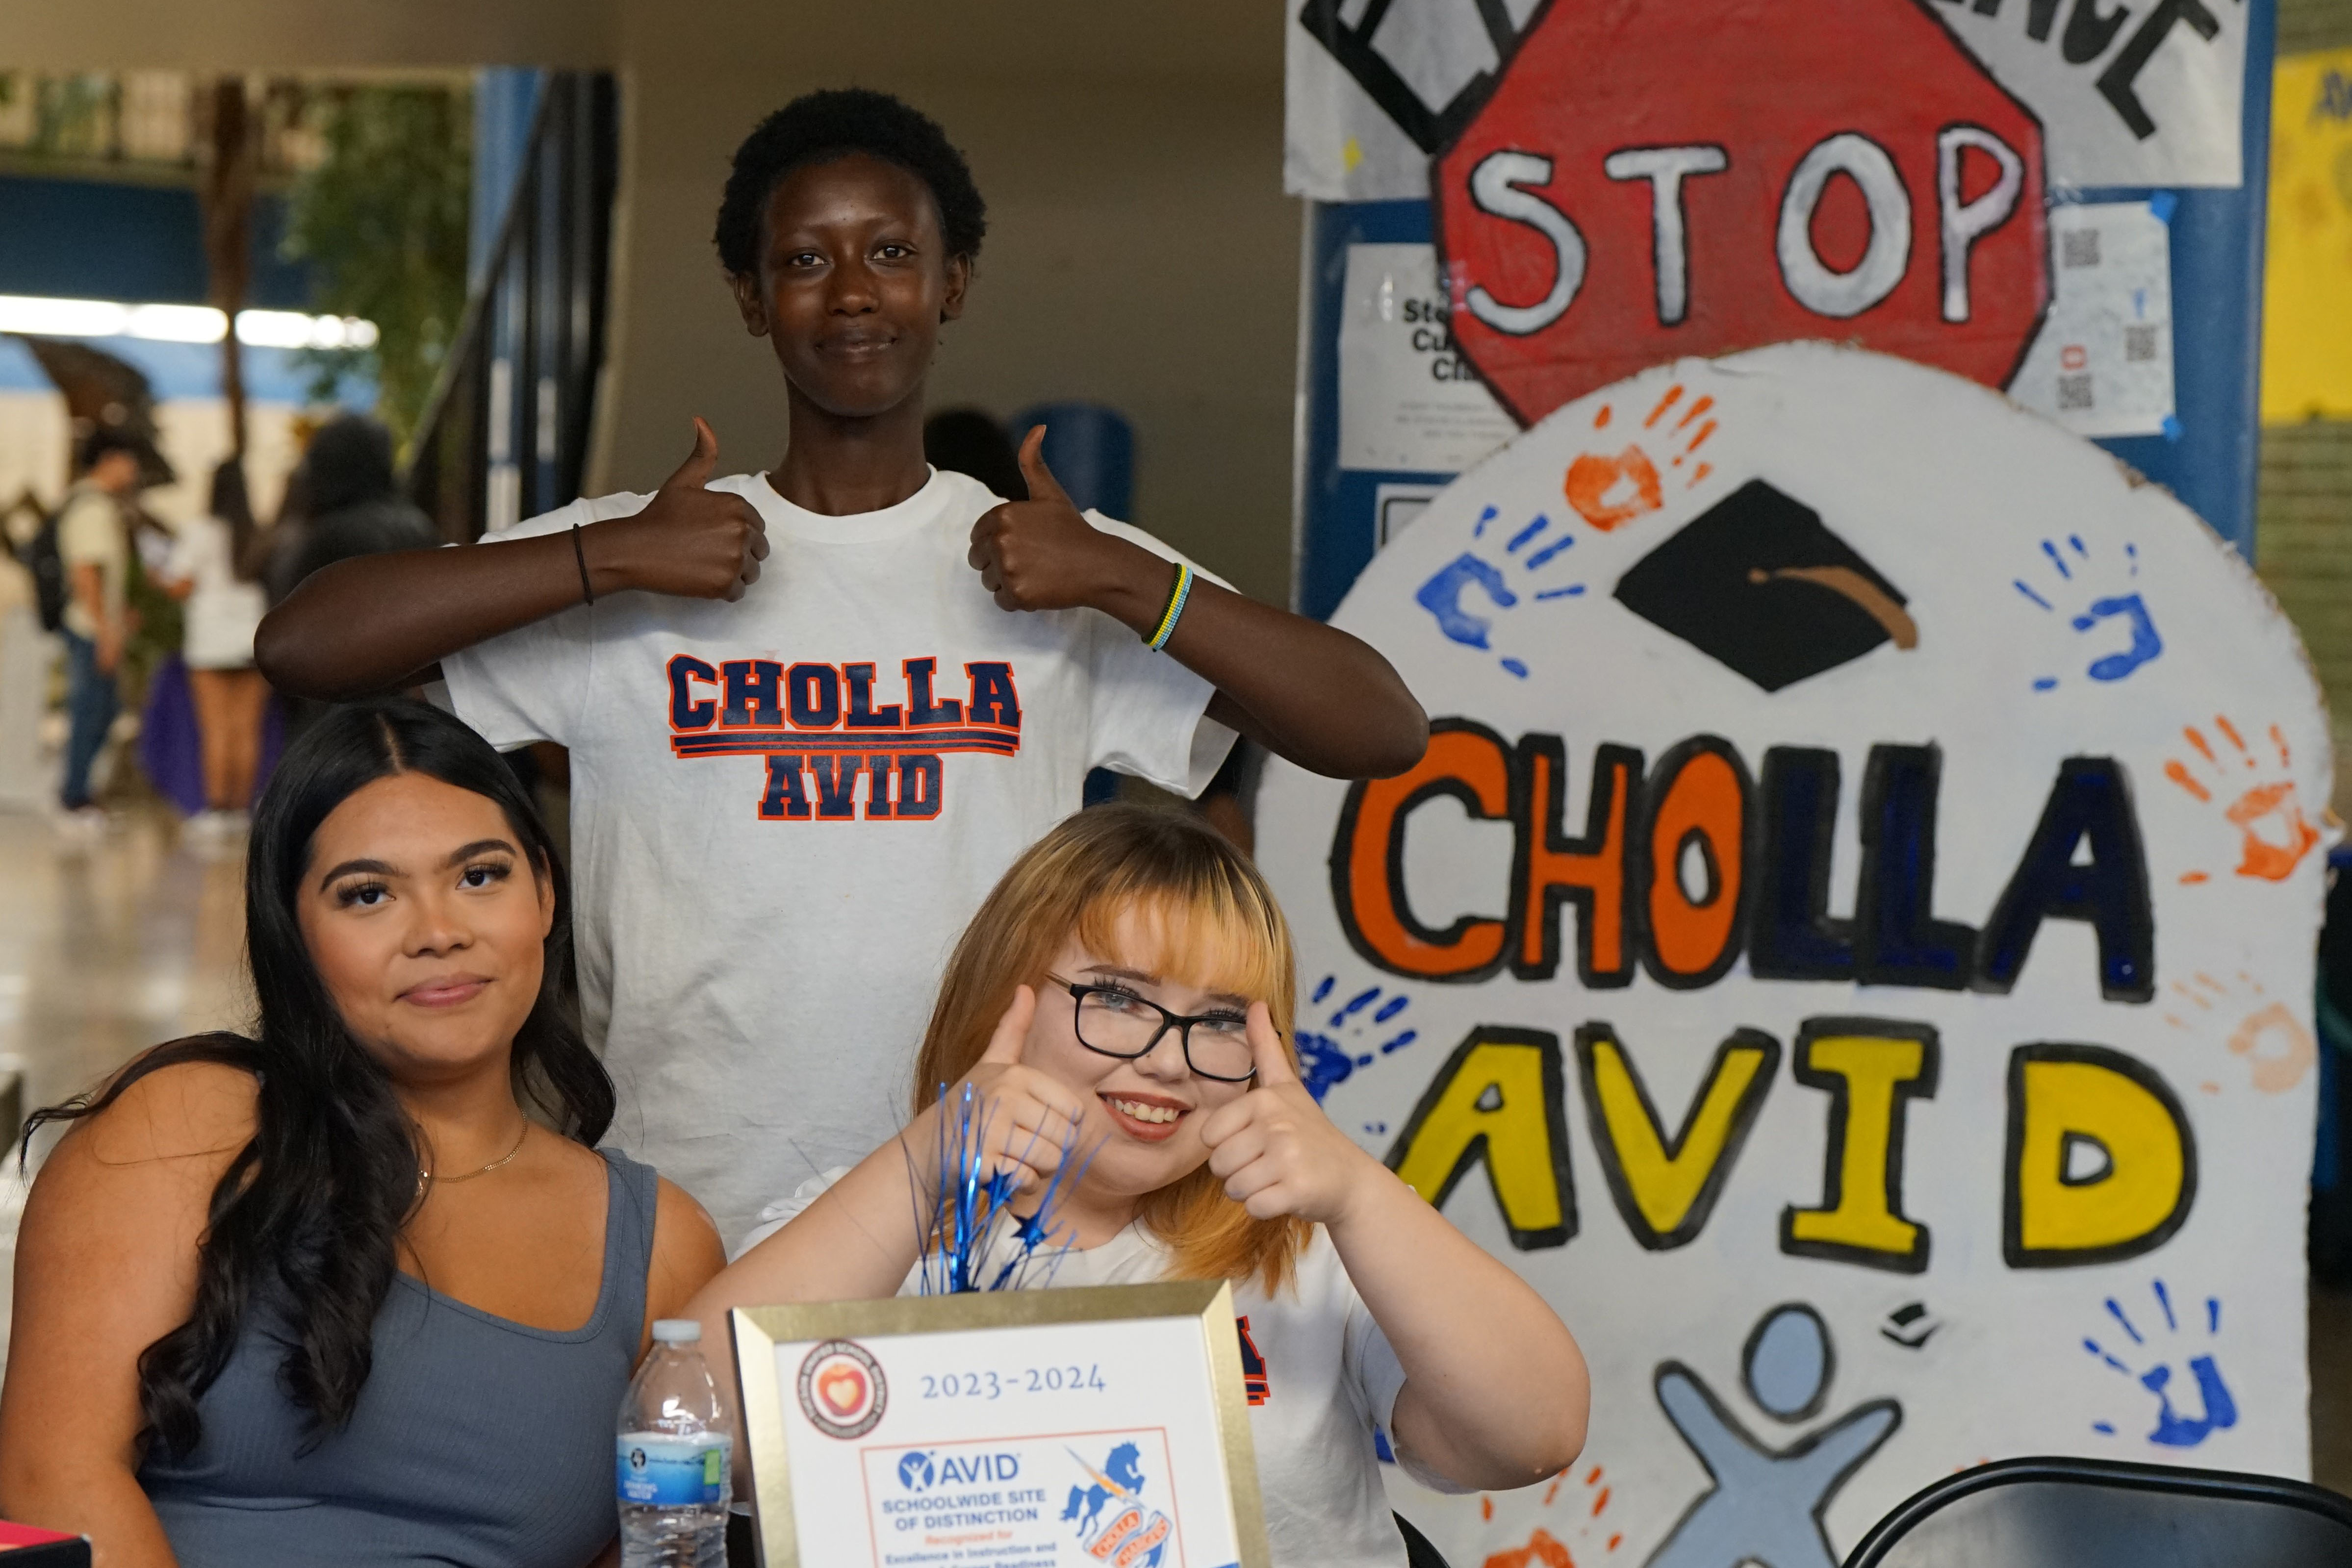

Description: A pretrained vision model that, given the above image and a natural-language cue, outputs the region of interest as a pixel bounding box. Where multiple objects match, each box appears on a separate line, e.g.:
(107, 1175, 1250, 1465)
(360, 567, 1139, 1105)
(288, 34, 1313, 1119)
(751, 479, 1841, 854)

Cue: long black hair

(24, 699, 614, 1457)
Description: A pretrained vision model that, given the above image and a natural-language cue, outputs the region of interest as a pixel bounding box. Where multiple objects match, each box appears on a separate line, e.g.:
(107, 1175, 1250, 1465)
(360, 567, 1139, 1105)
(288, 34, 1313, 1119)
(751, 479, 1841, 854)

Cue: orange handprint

(1565, 384, 1722, 531)
(2163, 971, 2318, 1095)
(2163, 717, 2320, 884)
(1479, 1463, 1621, 1568)
(1483, 1530, 1575, 1568)
(1564, 447, 1663, 530)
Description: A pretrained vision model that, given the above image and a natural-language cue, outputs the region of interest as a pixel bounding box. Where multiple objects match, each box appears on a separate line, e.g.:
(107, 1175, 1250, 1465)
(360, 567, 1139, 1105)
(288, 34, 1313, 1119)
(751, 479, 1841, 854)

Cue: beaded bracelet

(1146, 562, 1194, 651)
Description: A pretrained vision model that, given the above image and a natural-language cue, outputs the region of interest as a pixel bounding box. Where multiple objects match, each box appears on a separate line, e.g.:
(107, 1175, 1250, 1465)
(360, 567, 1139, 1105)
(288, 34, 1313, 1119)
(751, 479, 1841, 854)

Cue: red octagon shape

(1436, 0, 2048, 427)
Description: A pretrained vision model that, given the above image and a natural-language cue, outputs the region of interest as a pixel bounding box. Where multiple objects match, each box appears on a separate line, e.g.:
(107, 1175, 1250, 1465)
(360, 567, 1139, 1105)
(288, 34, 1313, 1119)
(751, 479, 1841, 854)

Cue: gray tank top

(141, 1147, 658, 1568)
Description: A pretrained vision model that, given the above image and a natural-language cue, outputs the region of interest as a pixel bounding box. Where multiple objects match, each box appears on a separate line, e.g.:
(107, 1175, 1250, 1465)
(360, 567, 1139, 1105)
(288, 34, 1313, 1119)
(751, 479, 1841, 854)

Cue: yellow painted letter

(1780, 1019, 1939, 1272)
(1386, 1027, 1575, 1249)
(1578, 1025, 1779, 1249)
(2004, 1044, 2195, 1267)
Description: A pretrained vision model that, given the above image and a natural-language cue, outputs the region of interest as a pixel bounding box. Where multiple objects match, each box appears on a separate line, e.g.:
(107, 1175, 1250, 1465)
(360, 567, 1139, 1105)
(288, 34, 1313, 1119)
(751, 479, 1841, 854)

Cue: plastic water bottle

(617, 1319, 734, 1568)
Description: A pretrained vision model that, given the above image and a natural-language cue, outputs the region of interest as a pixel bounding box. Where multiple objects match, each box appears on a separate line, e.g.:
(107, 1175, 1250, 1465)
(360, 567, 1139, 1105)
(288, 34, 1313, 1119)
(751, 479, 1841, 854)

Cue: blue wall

(0, 175, 314, 309)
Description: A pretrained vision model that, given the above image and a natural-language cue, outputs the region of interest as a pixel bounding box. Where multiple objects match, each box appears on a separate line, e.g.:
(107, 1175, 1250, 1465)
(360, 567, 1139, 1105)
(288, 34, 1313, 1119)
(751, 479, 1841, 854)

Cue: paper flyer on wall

(2260, 51, 2352, 420)
(1336, 243, 1520, 475)
(2008, 200, 2177, 439)
(1283, 0, 1541, 201)
(1929, 0, 2248, 188)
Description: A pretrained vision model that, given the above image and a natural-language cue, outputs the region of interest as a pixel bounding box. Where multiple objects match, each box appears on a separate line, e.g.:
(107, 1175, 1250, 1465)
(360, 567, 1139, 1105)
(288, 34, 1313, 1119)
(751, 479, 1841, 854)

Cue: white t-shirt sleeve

(436, 493, 651, 750)
(1079, 513, 1237, 797)
(1343, 1278, 1479, 1497)
(731, 1164, 853, 1260)
(56, 493, 123, 570)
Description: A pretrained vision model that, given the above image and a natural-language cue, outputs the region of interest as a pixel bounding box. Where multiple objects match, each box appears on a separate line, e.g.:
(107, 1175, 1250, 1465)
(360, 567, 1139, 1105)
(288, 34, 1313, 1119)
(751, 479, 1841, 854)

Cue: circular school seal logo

(797, 1340, 886, 1439)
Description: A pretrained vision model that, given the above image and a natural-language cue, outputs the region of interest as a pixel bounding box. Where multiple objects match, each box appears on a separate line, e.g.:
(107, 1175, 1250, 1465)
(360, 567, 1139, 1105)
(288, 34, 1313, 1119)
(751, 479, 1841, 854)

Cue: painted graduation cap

(1612, 478, 1918, 692)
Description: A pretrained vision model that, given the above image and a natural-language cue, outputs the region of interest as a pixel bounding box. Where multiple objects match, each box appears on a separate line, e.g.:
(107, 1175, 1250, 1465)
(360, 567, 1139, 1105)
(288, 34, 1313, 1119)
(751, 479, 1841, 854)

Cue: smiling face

(294, 772, 554, 1086)
(1020, 909, 1270, 1203)
(729, 151, 970, 420)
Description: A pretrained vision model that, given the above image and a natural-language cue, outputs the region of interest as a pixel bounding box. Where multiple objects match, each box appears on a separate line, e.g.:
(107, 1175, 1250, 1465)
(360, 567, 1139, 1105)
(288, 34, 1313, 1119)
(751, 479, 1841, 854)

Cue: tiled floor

(0, 802, 2345, 1500)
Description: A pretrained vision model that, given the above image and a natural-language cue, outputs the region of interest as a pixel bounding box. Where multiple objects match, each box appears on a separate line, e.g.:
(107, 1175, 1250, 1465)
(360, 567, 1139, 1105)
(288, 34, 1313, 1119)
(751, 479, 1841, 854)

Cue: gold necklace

(419, 1122, 530, 1190)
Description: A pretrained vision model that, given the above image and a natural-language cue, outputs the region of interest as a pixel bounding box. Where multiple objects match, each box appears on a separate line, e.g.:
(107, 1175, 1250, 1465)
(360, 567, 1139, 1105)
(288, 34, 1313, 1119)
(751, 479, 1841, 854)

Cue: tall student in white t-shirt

(254, 90, 1428, 1242)
(690, 806, 1588, 1568)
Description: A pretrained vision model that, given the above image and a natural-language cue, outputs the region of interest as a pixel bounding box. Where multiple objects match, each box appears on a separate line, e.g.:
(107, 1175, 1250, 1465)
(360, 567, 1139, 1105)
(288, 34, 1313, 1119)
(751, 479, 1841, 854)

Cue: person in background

(0, 699, 724, 1567)
(270, 415, 439, 744)
(922, 407, 1026, 503)
(157, 460, 273, 838)
(1195, 736, 1267, 855)
(286, 414, 439, 590)
(53, 427, 148, 838)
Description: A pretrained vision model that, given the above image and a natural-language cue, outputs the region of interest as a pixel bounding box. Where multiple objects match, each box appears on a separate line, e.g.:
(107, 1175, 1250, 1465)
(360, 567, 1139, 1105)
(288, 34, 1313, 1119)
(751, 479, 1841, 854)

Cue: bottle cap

(652, 1318, 703, 1345)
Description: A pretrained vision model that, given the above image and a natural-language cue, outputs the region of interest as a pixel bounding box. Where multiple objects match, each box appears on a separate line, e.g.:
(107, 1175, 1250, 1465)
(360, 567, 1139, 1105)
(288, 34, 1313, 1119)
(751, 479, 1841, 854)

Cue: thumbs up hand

(951, 985, 1092, 1192)
(1199, 1004, 1379, 1224)
(968, 426, 1172, 623)
(592, 418, 770, 601)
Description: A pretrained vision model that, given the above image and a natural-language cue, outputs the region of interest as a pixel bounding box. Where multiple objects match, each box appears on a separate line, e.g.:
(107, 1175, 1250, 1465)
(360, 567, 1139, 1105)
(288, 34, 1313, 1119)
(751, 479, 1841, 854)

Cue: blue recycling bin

(1011, 402, 1134, 521)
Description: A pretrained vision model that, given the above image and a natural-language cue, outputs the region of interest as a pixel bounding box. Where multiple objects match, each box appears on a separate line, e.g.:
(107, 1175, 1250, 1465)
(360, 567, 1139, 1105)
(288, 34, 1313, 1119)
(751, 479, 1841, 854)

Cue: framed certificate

(731, 1281, 1270, 1568)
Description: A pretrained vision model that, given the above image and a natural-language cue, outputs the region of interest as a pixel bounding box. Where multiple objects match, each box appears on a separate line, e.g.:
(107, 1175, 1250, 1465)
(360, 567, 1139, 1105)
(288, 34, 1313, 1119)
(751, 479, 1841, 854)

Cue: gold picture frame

(731, 1281, 1270, 1568)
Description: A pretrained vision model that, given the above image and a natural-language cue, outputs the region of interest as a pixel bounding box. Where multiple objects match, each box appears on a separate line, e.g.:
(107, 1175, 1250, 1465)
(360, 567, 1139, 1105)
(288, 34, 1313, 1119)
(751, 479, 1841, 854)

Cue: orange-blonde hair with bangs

(909, 803, 1311, 1295)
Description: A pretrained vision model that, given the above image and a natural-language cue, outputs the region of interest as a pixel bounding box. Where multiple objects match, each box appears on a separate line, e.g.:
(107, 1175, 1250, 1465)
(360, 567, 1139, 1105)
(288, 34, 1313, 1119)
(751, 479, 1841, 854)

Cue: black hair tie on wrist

(571, 523, 595, 606)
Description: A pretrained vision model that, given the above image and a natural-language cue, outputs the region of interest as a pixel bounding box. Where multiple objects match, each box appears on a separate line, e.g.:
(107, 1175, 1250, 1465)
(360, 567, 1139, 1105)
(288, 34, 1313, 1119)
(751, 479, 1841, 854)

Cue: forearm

(688, 1120, 936, 1329)
(0, 1463, 179, 1568)
(1089, 552, 1427, 779)
(685, 1128, 934, 1439)
(254, 533, 588, 699)
(1325, 1172, 1588, 1488)
(71, 565, 113, 636)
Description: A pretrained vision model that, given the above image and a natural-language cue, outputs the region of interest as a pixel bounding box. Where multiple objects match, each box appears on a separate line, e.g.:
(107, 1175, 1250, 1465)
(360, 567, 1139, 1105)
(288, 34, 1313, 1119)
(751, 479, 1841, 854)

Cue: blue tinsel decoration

(915, 1083, 1094, 1294)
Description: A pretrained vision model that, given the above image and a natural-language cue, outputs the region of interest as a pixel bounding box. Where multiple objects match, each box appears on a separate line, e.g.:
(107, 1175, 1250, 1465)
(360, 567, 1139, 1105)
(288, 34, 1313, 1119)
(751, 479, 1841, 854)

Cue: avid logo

(665, 654, 1023, 822)
(897, 1450, 1021, 1491)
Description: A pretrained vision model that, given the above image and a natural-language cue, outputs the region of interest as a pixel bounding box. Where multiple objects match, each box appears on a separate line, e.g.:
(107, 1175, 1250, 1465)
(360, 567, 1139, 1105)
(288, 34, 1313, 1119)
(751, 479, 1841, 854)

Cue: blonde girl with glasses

(688, 804, 1587, 1568)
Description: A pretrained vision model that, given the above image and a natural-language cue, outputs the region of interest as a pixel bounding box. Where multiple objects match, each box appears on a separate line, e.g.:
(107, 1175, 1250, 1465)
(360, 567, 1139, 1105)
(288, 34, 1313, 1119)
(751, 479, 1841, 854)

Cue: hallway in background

(0, 804, 248, 1381)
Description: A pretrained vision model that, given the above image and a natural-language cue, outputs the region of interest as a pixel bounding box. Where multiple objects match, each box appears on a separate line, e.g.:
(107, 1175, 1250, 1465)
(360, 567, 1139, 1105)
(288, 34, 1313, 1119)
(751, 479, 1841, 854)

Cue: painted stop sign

(1435, 0, 2049, 426)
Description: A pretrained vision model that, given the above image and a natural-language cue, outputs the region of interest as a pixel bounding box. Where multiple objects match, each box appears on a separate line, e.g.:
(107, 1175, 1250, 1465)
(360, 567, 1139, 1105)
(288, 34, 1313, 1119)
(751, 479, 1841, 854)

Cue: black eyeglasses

(1048, 975, 1259, 1083)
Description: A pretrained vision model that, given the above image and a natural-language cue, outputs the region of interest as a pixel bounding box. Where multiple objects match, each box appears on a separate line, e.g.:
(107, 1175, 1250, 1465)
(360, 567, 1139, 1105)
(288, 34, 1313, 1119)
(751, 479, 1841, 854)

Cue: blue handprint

(1413, 505, 1587, 680)
(2082, 1279, 2239, 1448)
(2015, 535, 2162, 692)
(1293, 974, 1419, 1103)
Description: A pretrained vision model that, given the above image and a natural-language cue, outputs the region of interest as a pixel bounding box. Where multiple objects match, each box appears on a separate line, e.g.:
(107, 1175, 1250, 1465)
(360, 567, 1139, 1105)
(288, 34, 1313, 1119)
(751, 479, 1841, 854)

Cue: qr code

(2124, 324, 2160, 362)
(2058, 374, 2095, 410)
(2061, 229, 2102, 268)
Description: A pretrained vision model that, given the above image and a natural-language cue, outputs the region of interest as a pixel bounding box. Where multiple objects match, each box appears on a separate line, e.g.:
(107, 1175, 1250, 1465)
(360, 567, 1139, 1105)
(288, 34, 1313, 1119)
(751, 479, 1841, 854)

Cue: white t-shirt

(164, 516, 266, 669)
(749, 1171, 1421, 1568)
(55, 486, 126, 642)
(439, 468, 1234, 1239)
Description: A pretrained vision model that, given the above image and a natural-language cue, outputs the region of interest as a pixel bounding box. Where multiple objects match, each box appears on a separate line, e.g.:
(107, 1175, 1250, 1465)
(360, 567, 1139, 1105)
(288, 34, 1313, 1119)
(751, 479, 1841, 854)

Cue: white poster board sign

(1259, 343, 2325, 1568)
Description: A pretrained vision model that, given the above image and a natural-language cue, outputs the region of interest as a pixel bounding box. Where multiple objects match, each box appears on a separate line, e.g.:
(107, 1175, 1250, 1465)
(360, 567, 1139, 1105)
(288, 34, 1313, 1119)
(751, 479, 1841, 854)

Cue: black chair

(1845, 1455, 2352, 1568)
(1395, 1511, 1453, 1568)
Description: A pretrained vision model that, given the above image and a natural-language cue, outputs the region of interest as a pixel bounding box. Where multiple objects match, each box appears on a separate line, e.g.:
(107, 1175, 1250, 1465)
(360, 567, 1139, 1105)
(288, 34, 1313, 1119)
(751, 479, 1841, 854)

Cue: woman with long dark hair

(157, 459, 273, 835)
(0, 699, 725, 1566)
